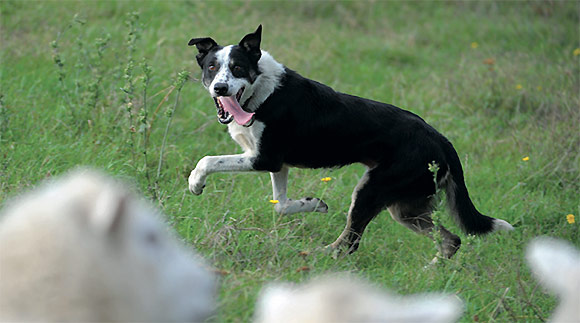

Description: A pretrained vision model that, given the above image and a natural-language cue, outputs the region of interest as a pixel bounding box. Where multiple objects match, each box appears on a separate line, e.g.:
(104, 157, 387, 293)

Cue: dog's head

(189, 25, 263, 127)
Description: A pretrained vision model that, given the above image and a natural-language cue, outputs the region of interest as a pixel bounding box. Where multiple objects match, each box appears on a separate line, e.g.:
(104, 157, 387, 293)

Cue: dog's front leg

(189, 154, 256, 195)
(270, 166, 328, 215)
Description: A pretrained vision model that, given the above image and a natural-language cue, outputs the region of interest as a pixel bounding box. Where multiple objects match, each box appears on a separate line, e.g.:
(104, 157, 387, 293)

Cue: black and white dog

(188, 26, 513, 257)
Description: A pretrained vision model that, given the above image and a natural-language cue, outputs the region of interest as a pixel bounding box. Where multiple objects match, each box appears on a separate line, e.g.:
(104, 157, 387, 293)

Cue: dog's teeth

(236, 88, 244, 101)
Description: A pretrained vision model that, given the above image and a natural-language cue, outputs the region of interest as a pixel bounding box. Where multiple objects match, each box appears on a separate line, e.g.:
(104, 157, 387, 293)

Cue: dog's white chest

(227, 121, 265, 154)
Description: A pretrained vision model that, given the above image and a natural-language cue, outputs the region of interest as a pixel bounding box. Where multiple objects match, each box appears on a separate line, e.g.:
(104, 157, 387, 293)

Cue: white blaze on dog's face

(189, 25, 263, 127)
(0, 170, 216, 322)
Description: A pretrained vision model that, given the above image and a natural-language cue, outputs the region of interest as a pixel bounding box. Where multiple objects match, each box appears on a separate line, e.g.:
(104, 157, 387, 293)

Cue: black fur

(188, 37, 219, 65)
(238, 25, 262, 63)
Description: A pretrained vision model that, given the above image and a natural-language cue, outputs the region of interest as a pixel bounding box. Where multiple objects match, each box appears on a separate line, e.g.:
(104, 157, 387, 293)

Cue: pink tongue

(218, 96, 255, 126)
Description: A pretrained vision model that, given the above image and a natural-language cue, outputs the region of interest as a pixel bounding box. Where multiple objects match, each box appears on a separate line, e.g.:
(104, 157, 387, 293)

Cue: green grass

(1, 1, 578, 322)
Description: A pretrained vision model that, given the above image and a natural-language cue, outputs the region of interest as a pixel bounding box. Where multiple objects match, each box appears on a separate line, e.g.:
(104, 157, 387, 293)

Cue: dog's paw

(273, 198, 329, 215)
(324, 243, 343, 259)
(298, 197, 328, 213)
(325, 238, 359, 258)
(189, 183, 205, 195)
(188, 170, 206, 195)
(312, 198, 328, 213)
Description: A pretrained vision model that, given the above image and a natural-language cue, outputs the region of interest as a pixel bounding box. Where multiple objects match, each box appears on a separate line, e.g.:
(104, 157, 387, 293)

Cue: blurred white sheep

(0, 170, 216, 322)
(527, 237, 580, 323)
(254, 274, 463, 323)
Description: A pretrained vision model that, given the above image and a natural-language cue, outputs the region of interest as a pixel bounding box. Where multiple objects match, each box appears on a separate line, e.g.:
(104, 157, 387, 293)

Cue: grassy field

(1, 1, 579, 321)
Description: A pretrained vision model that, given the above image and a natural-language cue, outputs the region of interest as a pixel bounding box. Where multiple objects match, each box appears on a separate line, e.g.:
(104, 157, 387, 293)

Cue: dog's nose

(214, 83, 229, 96)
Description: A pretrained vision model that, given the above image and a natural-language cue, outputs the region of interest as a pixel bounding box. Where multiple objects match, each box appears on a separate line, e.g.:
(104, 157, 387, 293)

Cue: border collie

(187, 25, 513, 257)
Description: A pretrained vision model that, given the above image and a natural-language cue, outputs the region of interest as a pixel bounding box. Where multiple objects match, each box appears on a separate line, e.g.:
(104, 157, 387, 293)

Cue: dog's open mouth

(213, 87, 255, 127)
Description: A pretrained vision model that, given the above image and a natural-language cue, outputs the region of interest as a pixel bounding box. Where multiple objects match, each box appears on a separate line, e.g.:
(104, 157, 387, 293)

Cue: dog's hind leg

(328, 171, 383, 254)
(270, 166, 328, 215)
(388, 200, 461, 259)
(327, 168, 460, 257)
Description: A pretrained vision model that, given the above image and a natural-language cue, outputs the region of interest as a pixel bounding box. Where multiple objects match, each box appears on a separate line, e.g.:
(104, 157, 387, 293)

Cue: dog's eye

(208, 65, 216, 71)
(233, 65, 243, 72)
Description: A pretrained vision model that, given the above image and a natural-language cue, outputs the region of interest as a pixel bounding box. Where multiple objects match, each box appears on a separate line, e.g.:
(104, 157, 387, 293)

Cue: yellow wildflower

(522, 156, 530, 161)
(567, 214, 575, 224)
(516, 84, 523, 90)
(269, 199, 279, 204)
(471, 42, 479, 49)
(574, 48, 580, 56)
(320, 177, 332, 182)
(537, 86, 542, 91)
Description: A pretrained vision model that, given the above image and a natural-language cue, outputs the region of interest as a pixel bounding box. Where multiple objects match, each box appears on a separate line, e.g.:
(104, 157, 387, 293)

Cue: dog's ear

(188, 37, 218, 66)
(239, 25, 262, 62)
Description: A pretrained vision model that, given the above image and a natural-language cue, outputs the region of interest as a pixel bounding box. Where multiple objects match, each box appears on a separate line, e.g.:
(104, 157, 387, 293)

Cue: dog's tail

(443, 142, 513, 234)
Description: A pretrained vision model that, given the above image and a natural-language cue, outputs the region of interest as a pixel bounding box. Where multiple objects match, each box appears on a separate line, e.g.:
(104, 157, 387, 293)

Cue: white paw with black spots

(303, 197, 328, 213)
(188, 169, 206, 195)
(274, 197, 329, 215)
